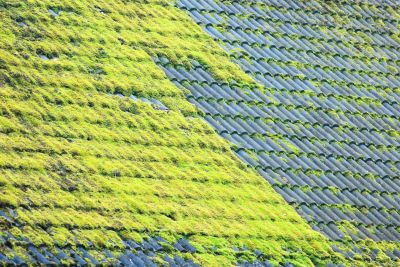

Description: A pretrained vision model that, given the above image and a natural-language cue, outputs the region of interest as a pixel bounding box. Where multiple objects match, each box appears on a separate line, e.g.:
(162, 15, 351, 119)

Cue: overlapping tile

(154, 0, 400, 263)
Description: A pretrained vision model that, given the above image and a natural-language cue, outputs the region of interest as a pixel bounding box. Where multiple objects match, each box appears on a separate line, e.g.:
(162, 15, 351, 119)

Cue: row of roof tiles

(185, 6, 399, 34)
(0, 234, 198, 267)
(177, 0, 399, 21)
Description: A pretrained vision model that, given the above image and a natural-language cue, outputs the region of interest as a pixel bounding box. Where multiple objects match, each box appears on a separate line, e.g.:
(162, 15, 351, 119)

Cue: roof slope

(0, 0, 343, 266)
(155, 0, 400, 265)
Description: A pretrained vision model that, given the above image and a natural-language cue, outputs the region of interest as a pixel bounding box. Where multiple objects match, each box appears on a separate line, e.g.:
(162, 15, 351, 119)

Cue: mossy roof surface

(0, 0, 346, 266)
(155, 0, 400, 265)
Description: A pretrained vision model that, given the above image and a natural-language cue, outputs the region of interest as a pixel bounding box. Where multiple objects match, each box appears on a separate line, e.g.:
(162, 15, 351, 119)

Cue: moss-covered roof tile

(155, 0, 400, 265)
(0, 0, 350, 266)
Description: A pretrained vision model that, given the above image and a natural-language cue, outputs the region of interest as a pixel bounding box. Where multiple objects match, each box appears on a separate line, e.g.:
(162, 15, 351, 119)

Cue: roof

(0, 0, 399, 266)
(0, 0, 343, 266)
(168, 0, 400, 264)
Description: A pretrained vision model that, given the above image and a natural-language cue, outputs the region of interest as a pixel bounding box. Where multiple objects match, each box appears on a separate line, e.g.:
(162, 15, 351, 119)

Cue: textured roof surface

(1, 0, 400, 266)
(0, 0, 347, 266)
(157, 0, 400, 265)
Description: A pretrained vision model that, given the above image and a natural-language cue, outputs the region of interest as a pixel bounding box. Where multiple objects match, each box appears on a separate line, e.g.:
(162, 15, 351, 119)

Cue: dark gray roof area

(155, 0, 400, 262)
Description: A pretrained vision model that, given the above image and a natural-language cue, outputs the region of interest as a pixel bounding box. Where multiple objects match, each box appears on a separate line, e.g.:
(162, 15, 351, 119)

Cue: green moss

(0, 0, 346, 265)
